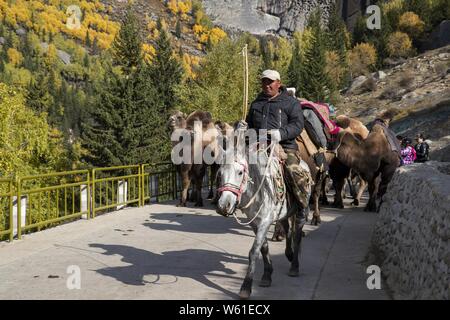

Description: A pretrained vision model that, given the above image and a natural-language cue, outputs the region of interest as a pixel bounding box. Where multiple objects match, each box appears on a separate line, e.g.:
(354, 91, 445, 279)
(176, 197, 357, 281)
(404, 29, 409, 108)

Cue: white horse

(216, 130, 312, 299)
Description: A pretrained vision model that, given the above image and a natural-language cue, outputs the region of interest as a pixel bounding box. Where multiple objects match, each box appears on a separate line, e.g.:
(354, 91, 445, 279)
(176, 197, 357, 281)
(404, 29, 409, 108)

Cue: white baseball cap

(260, 69, 281, 81)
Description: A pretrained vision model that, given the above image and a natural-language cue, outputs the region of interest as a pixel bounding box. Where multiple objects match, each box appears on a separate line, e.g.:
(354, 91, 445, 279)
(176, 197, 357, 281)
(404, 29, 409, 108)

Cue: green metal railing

(92, 165, 141, 218)
(17, 170, 90, 239)
(0, 179, 13, 242)
(0, 162, 218, 242)
(142, 162, 177, 204)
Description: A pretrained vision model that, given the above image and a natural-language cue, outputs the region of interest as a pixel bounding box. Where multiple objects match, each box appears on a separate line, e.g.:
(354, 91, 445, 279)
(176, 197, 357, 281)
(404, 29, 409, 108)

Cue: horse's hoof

(239, 289, 251, 299)
(352, 199, 359, 206)
(176, 203, 186, 207)
(206, 194, 214, 200)
(259, 278, 272, 287)
(288, 268, 299, 277)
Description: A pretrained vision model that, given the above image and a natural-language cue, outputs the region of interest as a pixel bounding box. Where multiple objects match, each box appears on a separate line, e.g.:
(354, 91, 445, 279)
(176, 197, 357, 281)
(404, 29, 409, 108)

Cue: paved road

(0, 196, 390, 300)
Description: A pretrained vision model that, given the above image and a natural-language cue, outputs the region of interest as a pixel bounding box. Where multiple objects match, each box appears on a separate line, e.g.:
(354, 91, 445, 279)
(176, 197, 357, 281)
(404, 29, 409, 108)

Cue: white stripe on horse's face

(216, 161, 246, 216)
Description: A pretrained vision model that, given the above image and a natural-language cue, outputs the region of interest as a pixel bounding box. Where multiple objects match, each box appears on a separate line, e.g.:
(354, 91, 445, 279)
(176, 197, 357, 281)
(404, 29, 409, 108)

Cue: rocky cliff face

(201, 0, 373, 35)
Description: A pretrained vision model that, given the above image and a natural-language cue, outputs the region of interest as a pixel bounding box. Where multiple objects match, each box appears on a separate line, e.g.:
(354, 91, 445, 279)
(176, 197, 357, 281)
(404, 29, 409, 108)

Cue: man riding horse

(239, 69, 310, 220)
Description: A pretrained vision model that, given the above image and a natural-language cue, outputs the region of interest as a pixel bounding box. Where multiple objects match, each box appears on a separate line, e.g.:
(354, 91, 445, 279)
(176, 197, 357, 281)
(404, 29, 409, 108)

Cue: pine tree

(26, 73, 54, 114)
(287, 39, 303, 96)
(82, 6, 167, 167)
(175, 19, 182, 38)
(260, 38, 274, 70)
(85, 30, 91, 48)
(111, 7, 143, 74)
(326, 2, 350, 89)
(299, 9, 331, 102)
(92, 37, 99, 55)
(83, 53, 90, 68)
(149, 23, 183, 113)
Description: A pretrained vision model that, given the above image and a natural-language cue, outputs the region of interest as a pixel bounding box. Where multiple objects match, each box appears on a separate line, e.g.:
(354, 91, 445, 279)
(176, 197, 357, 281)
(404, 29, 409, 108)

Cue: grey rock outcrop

(201, 0, 374, 35)
(372, 162, 450, 299)
(423, 20, 450, 51)
(39, 42, 72, 65)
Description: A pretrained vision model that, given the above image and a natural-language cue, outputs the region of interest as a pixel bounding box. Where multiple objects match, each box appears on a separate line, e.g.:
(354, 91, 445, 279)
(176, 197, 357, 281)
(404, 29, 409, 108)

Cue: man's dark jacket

(246, 87, 304, 150)
(415, 142, 430, 162)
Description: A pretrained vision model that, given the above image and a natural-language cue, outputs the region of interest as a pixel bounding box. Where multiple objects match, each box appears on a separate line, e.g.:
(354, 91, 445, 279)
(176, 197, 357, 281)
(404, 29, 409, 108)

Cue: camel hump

(335, 115, 350, 129)
(186, 111, 213, 130)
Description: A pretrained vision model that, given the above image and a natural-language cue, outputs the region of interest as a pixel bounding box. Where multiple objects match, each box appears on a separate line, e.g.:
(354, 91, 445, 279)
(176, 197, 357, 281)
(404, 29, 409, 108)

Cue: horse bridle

(217, 160, 249, 205)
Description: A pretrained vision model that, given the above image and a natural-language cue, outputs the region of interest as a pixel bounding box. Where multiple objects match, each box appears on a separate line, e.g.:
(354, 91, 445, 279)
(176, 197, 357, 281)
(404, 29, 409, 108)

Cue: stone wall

(372, 161, 450, 299)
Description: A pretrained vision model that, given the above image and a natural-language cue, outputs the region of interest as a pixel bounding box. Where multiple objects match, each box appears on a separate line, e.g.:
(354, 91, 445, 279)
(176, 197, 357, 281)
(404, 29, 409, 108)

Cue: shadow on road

(89, 243, 247, 299)
(143, 212, 253, 238)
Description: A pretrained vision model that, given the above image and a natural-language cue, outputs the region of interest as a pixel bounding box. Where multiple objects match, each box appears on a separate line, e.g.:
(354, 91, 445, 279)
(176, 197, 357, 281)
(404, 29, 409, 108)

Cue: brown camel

(335, 115, 369, 140)
(334, 120, 400, 212)
(326, 116, 369, 208)
(167, 110, 220, 207)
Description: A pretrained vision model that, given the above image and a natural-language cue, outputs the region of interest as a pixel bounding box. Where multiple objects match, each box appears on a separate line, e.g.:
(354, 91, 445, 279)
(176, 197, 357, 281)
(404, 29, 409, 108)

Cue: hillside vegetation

(0, 0, 448, 177)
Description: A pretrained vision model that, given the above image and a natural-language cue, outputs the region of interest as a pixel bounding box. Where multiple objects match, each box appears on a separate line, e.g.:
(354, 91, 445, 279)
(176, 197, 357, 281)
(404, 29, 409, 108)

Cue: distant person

(414, 133, 430, 163)
(400, 138, 416, 165)
(396, 135, 404, 165)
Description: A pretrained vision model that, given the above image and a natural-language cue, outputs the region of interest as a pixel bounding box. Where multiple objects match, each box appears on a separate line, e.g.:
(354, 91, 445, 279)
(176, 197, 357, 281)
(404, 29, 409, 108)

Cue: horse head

(215, 128, 250, 217)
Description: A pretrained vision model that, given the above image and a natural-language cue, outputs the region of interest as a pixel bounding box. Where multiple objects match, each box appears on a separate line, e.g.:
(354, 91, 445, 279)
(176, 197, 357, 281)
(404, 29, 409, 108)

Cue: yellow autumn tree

(208, 27, 227, 46)
(398, 12, 425, 40)
(7, 48, 23, 66)
(142, 43, 156, 63)
(325, 50, 345, 87)
(347, 42, 377, 77)
(387, 31, 413, 58)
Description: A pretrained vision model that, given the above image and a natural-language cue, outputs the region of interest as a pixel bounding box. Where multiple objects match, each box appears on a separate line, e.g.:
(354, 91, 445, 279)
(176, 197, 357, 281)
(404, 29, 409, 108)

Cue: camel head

(167, 111, 187, 132)
(376, 108, 400, 127)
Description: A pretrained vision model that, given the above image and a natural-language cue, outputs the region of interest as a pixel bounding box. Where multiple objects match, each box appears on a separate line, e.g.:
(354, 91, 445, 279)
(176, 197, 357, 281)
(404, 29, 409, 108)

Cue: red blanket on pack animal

(299, 100, 340, 135)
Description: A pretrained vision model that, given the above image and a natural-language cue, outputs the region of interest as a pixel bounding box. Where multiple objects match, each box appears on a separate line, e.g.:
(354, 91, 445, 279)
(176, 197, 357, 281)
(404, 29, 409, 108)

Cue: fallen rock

(372, 70, 387, 80)
(57, 49, 71, 65)
(401, 92, 419, 100)
(346, 75, 367, 94)
(15, 28, 26, 36)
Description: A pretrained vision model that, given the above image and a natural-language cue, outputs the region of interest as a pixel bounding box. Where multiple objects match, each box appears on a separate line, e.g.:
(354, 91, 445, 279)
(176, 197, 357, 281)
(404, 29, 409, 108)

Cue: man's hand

(269, 129, 281, 143)
(236, 120, 248, 130)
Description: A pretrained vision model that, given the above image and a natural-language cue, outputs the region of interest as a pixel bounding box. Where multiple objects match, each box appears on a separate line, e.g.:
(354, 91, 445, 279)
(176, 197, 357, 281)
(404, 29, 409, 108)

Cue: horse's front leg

(240, 220, 271, 299)
(289, 209, 305, 277)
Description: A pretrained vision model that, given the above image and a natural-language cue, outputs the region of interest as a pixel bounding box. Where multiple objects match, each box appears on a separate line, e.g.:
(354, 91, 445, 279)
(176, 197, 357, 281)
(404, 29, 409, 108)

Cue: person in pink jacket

(400, 138, 417, 165)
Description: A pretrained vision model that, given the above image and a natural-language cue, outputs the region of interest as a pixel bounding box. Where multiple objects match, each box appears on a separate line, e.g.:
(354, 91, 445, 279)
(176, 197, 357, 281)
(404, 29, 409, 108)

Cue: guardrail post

(87, 171, 91, 220)
(139, 165, 143, 207)
(8, 180, 13, 242)
(15, 178, 24, 240)
(92, 169, 96, 219)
